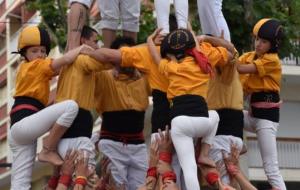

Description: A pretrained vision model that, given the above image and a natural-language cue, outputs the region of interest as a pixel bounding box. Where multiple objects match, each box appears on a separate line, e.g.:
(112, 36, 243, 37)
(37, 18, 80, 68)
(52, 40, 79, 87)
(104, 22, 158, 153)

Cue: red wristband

(48, 176, 59, 189)
(162, 171, 176, 183)
(147, 167, 157, 178)
(75, 178, 87, 186)
(58, 175, 72, 187)
(205, 172, 219, 186)
(159, 152, 172, 163)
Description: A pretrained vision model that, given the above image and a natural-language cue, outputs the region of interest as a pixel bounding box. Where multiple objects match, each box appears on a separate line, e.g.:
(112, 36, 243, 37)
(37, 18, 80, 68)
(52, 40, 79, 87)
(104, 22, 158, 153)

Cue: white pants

(58, 137, 96, 167)
(197, 0, 231, 41)
(98, 139, 148, 190)
(69, 0, 92, 8)
(209, 135, 243, 185)
(154, 0, 188, 34)
(151, 133, 187, 190)
(9, 100, 79, 190)
(243, 110, 286, 190)
(98, 0, 141, 32)
(170, 111, 219, 190)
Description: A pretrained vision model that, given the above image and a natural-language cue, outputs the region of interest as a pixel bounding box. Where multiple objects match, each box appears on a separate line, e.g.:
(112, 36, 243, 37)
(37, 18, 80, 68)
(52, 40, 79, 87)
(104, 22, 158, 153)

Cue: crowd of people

(8, 0, 285, 190)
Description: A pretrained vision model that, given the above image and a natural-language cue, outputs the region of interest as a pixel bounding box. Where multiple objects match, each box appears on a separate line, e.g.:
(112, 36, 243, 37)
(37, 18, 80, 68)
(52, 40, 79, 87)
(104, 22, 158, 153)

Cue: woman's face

(255, 37, 271, 56)
(25, 46, 47, 61)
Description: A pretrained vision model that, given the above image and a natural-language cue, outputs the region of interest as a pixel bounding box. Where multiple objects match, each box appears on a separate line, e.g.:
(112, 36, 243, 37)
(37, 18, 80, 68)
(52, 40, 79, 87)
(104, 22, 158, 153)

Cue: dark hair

(110, 36, 135, 49)
(81, 25, 98, 39)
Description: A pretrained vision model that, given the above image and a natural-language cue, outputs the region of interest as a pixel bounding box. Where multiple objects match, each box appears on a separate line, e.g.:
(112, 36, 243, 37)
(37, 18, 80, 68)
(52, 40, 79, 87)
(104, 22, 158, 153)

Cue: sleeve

(77, 55, 112, 73)
(200, 42, 228, 67)
(40, 58, 55, 79)
(253, 54, 279, 77)
(158, 59, 169, 76)
(120, 46, 150, 73)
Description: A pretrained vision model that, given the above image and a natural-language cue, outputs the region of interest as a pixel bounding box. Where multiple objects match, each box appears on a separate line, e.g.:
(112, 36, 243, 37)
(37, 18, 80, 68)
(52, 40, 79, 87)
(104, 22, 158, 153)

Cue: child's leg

(10, 100, 78, 165)
(66, 1, 90, 51)
(198, 110, 219, 167)
(98, 0, 119, 47)
(154, 0, 171, 34)
(256, 120, 286, 190)
(197, 0, 231, 41)
(9, 136, 36, 190)
(173, 0, 188, 29)
(171, 115, 215, 190)
(121, 0, 141, 43)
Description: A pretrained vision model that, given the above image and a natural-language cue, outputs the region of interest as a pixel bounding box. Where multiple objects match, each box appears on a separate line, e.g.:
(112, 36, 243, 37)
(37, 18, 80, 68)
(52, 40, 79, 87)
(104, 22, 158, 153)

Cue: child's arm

(51, 44, 92, 73)
(197, 35, 235, 56)
(87, 48, 122, 66)
(237, 63, 257, 74)
(147, 28, 163, 65)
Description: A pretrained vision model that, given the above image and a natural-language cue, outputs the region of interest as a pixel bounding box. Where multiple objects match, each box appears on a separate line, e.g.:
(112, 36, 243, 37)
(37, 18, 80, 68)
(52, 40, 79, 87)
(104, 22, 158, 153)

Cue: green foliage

(26, 0, 68, 51)
(137, 5, 156, 44)
(223, 0, 300, 57)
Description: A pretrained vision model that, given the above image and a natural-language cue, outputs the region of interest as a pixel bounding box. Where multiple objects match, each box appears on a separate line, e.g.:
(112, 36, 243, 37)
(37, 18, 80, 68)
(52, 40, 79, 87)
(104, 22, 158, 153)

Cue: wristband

(147, 167, 157, 178)
(159, 152, 172, 163)
(58, 175, 72, 187)
(162, 171, 176, 183)
(75, 177, 87, 186)
(205, 172, 219, 186)
(48, 176, 59, 189)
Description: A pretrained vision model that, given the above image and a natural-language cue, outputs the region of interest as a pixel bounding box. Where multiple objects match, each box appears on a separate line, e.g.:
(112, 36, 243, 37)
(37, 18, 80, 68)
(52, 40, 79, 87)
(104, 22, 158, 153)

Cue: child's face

(25, 46, 47, 61)
(255, 37, 271, 56)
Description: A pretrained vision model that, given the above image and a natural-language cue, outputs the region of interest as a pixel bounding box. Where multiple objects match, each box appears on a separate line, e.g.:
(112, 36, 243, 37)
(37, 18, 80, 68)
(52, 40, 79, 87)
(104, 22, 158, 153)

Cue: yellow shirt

(56, 55, 111, 110)
(159, 42, 228, 100)
(207, 52, 243, 110)
(95, 70, 150, 113)
(14, 58, 55, 106)
(239, 52, 281, 94)
(120, 45, 169, 92)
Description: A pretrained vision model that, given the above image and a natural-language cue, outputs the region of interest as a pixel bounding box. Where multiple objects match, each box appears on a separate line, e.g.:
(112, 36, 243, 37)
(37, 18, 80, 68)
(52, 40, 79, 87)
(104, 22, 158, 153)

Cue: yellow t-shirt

(56, 54, 111, 110)
(120, 45, 168, 92)
(14, 58, 55, 106)
(238, 52, 281, 94)
(159, 42, 228, 100)
(95, 70, 150, 114)
(207, 52, 243, 110)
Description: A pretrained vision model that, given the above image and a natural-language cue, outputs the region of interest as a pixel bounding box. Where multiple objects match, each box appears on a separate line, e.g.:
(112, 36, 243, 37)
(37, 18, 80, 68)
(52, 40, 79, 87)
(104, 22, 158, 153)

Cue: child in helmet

(237, 18, 286, 190)
(147, 28, 234, 190)
(9, 25, 90, 190)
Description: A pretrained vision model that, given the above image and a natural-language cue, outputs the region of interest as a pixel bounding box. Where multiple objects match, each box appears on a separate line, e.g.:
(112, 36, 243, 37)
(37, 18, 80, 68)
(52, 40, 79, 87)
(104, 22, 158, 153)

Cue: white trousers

(58, 137, 96, 167)
(68, 0, 92, 8)
(197, 0, 231, 41)
(98, 139, 148, 190)
(209, 135, 243, 185)
(98, 0, 141, 32)
(154, 0, 188, 34)
(243, 110, 286, 190)
(170, 111, 219, 190)
(9, 100, 79, 190)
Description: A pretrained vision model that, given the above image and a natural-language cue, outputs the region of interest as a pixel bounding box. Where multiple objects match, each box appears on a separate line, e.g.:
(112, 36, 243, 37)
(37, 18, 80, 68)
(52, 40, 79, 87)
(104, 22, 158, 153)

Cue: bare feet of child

(38, 147, 64, 166)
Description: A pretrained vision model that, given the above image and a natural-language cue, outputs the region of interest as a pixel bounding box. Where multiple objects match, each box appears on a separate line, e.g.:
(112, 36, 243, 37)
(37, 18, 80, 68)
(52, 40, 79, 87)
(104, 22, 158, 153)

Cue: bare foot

(198, 156, 216, 168)
(38, 149, 63, 166)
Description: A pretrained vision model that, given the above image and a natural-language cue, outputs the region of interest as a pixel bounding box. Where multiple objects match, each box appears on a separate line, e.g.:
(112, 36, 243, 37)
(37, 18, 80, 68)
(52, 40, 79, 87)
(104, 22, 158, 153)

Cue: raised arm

(51, 44, 92, 73)
(147, 28, 163, 65)
(197, 35, 235, 56)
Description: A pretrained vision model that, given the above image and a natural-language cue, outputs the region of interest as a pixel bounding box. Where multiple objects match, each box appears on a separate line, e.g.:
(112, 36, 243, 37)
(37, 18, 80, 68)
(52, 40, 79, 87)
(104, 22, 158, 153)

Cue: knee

(209, 110, 220, 123)
(65, 100, 79, 114)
